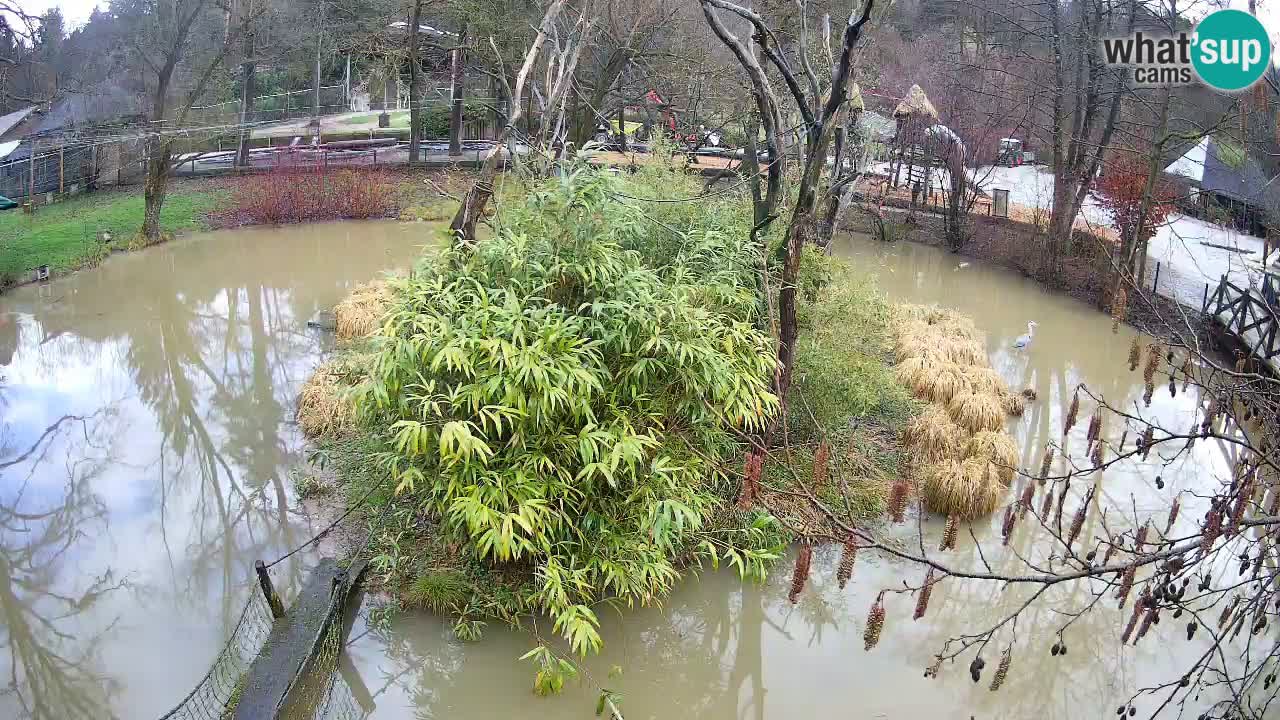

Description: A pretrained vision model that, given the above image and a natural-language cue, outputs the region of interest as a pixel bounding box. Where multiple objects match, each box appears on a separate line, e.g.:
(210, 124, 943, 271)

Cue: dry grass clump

(919, 458, 1004, 519)
(893, 303, 1021, 519)
(948, 391, 1006, 433)
(898, 360, 970, 404)
(298, 362, 355, 437)
(894, 356, 933, 389)
(964, 367, 1008, 396)
(904, 406, 965, 462)
(334, 279, 392, 340)
(962, 431, 1019, 484)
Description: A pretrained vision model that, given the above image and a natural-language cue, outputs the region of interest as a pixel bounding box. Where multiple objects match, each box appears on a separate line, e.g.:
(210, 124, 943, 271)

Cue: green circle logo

(1192, 9, 1271, 91)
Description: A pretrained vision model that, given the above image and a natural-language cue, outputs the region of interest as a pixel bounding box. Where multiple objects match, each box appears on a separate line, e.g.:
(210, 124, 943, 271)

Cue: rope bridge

(152, 482, 392, 720)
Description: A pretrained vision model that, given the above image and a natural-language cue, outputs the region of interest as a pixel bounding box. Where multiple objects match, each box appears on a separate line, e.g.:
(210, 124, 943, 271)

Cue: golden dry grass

(947, 391, 1006, 433)
(903, 405, 965, 462)
(962, 431, 1019, 484)
(334, 280, 391, 340)
(919, 458, 1004, 519)
(298, 362, 355, 438)
(892, 303, 1020, 518)
(963, 366, 1010, 395)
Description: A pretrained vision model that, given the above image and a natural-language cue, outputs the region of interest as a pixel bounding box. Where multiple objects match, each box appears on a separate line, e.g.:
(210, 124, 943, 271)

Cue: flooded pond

(341, 233, 1237, 719)
(0, 220, 430, 719)
(0, 223, 1238, 719)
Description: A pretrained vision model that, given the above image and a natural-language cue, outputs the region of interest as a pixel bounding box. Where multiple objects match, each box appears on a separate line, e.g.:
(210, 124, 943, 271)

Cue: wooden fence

(1205, 274, 1279, 361)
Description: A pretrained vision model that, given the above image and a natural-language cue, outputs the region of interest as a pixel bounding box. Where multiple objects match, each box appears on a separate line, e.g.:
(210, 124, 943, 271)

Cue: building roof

(1165, 136, 1269, 207)
(0, 107, 36, 139)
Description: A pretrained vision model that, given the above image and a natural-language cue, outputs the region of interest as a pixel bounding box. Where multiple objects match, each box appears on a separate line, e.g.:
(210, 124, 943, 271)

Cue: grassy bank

(0, 184, 222, 288)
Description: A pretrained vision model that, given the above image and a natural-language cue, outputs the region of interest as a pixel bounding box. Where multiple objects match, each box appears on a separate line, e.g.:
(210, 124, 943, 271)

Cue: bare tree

(699, 0, 873, 402)
(448, 0, 578, 245)
(117, 0, 254, 242)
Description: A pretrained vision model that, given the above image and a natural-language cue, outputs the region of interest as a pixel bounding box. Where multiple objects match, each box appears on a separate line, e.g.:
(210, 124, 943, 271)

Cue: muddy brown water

(0, 220, 433, 719)
(0, 223, 1243, 719)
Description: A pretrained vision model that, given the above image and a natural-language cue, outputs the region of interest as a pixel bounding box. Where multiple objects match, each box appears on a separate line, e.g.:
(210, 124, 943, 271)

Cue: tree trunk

(236, 28, 256, 167)
(448, 31, 466, 157)
(142, 139, 172, 242)
(407, 0, 423, 162)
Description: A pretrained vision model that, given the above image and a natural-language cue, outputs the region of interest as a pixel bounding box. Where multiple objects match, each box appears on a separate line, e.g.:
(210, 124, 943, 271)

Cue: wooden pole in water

(255, 560, 286, 619)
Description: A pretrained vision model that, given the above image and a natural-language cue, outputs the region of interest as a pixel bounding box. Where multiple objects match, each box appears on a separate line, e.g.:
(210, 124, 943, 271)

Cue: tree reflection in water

(0, 409, 126, 719)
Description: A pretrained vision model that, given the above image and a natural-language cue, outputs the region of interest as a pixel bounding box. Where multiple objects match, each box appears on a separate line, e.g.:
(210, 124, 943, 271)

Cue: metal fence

(189, 86, 349, 126)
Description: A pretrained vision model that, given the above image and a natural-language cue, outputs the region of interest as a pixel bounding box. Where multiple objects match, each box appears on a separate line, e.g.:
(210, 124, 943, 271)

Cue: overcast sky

(11, 0, 1280, 53)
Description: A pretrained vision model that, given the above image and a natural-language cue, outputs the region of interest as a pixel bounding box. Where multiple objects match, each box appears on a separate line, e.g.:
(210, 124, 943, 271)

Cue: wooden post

(255, 560, 286, 619)
(28, 140, 37, 208)
(1152, 262, 1161, 295)
(58, 146, 64, 195)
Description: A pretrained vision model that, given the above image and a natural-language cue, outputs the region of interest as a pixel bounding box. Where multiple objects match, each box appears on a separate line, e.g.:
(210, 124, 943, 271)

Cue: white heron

(1013, 321, 1038, 349)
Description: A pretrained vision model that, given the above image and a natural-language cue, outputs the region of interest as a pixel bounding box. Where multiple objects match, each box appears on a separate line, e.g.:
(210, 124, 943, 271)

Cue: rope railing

(154, 593, 275, 720)
(153, 476, 393, 720)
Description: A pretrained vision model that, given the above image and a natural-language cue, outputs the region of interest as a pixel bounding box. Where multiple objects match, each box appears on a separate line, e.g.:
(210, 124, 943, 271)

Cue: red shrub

(230, 163, 394, 225)
(1095, 156, 1176, 244)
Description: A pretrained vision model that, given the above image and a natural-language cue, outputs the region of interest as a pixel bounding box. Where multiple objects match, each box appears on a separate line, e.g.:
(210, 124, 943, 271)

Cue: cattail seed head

(1111, 288, 1127, 333)
(1092, 441, 1104, 468)
(1040, 483, 1054, 520)
(813, 441, 830, 493)
(1135, 521, 1150, 550)
(864, 597, 886, 650)
(1038, 446, 1055, 485)
(1087, 408, 1102, 447)
(913, 568, 936, 620)
(837, 532, 857, 589)
(1019, 482, 1035, 520)
(1217, 596, 1239, 630)
(1144, 344, 1161, 384)
(788, 543, 813, 604)
(1121, 591, 1147, 644)
(1165, 497, 1181, 534)
(1128, 337, 1141, 372)
(888, 477, 909, 524)
(1134, 606, 1158, 644)
(1116, 566, 1136, 606)
(1201, 507, 1223, 556)
(1064, 389, 1080, 435)
(940, 514, 959, 551)
(1143, 381, 1154, 407)
(989, 649, 1011, 691)
(1067, 499, 1088, 549)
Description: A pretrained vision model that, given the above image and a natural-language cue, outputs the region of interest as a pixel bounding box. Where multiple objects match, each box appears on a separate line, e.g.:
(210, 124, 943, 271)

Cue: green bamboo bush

(352, 167, 783, 655)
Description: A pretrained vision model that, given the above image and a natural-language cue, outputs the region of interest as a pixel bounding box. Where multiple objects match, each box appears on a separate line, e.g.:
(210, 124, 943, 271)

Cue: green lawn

(337, 110, 410, 128)
(0, 186, 221, 285)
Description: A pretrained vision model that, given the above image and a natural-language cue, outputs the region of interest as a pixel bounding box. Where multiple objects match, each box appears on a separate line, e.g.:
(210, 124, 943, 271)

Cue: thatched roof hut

(893, 84, 938, 122)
